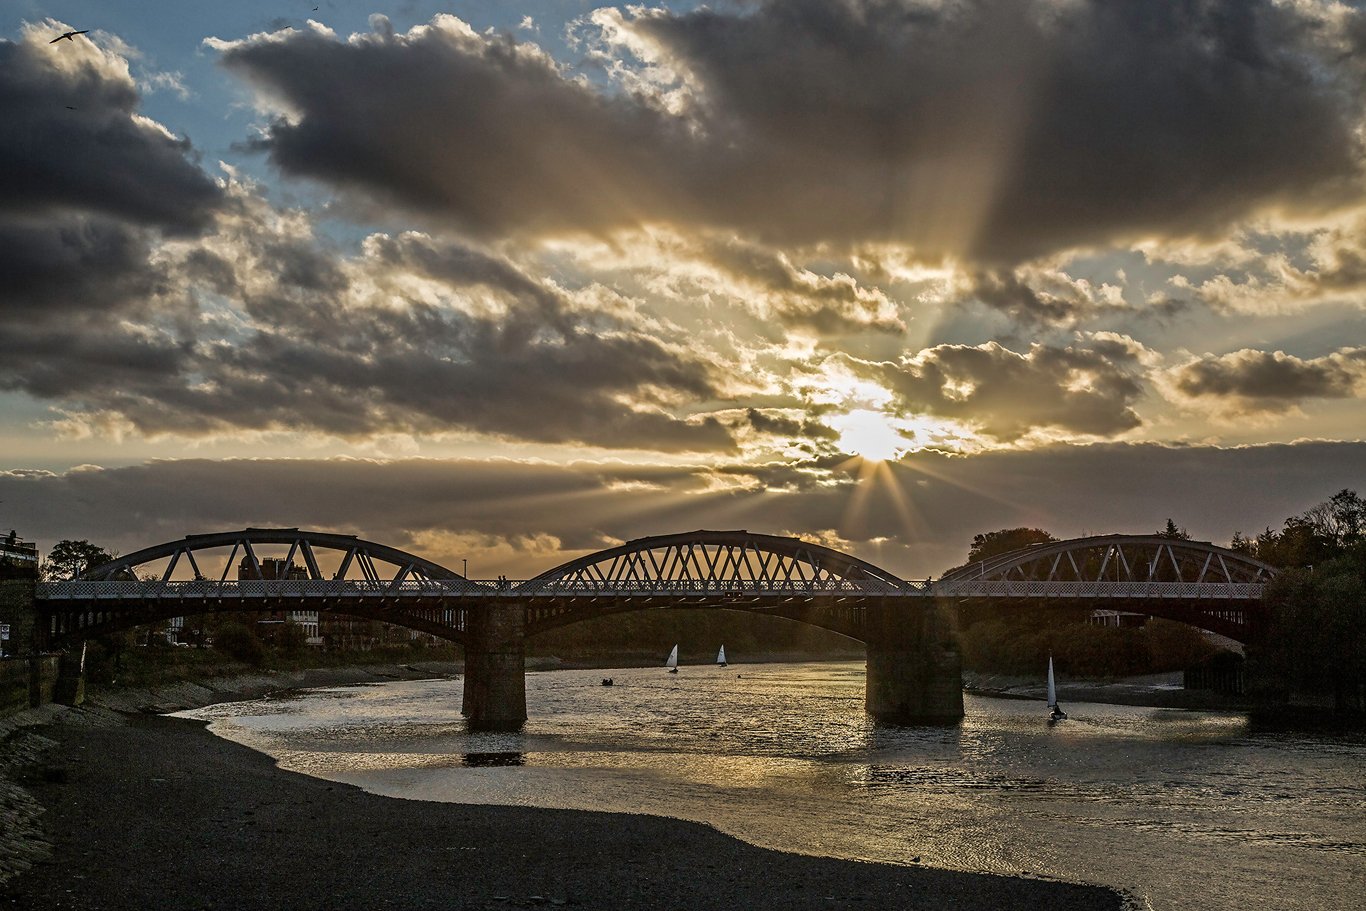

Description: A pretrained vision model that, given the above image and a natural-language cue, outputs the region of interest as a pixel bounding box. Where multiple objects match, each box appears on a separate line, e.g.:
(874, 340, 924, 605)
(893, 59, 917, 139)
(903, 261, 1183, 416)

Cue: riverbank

(2, 705, 1128, 911)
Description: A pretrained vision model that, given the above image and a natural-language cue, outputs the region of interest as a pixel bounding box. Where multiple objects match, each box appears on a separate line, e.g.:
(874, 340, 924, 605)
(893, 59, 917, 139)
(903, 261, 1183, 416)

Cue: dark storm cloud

(856, 339, 1146, 441)
(3, 441, 1361, 578)
(218, 2, 1363, 262)
(0, 21, 735, 453)
(7, 210, 736, 451)
(216, 20, 689, 238)
(1170, 348, 1366, 413)
(0, 34, 222, 231)
(0, 28, 224, 410)
(0, 215, 163, 315)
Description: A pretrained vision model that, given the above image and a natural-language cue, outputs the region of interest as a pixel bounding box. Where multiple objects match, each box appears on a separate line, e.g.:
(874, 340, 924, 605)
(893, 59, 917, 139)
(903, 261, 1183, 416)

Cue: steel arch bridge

(34, 528, 1276, 646)
(934, 534, 1277, 641)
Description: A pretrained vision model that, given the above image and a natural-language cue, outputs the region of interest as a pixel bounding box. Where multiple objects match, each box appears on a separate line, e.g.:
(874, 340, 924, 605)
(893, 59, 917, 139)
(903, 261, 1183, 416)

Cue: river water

(182, 662, 1365, 911)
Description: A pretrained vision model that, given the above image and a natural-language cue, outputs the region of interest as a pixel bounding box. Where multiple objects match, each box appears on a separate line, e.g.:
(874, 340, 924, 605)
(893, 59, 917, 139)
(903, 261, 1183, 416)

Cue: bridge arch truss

(43, 528, 474, 645)
(517, 530, 918, 640)
(936, 535, 1276, 641)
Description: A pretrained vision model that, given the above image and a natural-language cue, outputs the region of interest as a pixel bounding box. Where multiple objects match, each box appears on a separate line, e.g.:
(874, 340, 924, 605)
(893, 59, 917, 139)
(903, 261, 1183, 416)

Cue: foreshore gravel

(2, 672, 1129, 911)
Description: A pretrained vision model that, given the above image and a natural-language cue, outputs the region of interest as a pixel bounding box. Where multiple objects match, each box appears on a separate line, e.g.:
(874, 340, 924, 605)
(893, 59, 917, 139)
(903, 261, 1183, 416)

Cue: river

(181, 661, 1365, 911)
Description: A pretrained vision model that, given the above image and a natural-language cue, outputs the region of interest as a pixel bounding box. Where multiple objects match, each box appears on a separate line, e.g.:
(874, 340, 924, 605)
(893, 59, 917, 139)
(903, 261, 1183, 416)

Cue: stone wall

(0, 577, 38, 658)
(0, 656, 57, 716)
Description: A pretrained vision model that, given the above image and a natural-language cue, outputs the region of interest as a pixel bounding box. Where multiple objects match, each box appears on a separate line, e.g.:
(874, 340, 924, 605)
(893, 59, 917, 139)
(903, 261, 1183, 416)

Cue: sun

(831, 409, 907, 462)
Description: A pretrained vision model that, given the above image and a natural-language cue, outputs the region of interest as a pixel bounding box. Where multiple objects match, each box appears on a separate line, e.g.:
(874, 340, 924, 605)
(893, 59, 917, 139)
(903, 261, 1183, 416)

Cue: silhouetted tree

(42, 539, 115, 580)
(1156, 519, 1190, 540)
(1259, 544, 1366, 711)
(965, 527, 1057, 564)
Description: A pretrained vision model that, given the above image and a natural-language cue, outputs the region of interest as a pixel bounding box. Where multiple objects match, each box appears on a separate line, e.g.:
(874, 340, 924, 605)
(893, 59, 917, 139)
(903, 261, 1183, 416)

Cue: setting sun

(831, 409, 907, 462)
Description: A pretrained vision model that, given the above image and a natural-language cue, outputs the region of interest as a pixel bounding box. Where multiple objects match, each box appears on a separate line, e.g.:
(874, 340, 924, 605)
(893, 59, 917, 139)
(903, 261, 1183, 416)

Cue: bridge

(32, 528, 1275, 728)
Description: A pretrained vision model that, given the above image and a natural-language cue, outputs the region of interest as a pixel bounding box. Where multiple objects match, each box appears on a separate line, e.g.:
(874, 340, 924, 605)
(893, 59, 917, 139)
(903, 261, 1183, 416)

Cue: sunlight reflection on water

(182, 662, 1366, 911)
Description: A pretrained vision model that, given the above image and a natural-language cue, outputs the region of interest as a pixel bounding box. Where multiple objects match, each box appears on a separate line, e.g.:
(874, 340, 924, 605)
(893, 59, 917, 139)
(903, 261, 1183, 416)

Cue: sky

(1, 0, 1364, 579)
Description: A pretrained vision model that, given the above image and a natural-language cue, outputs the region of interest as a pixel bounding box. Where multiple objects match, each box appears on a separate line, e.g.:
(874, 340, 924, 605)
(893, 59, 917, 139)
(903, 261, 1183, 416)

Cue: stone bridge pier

(460, 600, 527, 730)
(864, 599, 964, 724)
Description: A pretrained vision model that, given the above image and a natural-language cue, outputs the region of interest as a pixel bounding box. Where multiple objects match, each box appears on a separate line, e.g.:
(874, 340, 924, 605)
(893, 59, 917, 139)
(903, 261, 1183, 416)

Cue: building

(238, 557, 322, 645)
(1088, 609, 1148, 628)
(0, 530, 39, 576)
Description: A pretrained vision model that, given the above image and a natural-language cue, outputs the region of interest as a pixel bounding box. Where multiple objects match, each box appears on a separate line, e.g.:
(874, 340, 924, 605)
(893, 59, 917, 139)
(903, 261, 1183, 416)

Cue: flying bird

(50, 30, 89, 43)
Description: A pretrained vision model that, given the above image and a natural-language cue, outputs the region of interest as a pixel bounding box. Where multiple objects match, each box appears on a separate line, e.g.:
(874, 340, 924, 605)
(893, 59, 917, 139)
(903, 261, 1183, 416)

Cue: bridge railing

(37, 579, 501, 600)
(933, 580, 1266, 600)
(516, 578, 920, 595)
(38, 577, 926, 600)
(37, 578, 1265, 601)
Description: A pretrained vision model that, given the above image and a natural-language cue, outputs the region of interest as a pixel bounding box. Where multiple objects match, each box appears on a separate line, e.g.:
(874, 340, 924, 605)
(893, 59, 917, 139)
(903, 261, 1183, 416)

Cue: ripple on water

(180, 663, 1366, 911)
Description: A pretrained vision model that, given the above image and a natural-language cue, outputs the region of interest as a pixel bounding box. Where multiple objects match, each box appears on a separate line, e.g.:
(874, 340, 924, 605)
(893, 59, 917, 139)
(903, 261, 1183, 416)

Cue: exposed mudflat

(1, 703, 1127, 911)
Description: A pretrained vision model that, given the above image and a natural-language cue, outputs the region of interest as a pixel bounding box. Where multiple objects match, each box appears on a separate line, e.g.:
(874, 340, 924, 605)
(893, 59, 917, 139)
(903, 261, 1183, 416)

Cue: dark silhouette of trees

(1235, 489, 1364, 569)
(965, 527, 1057, 565)
(42, 539, 115, 580)
(1156, 519, 1190, 540)
(1239, 489, 1366, 711)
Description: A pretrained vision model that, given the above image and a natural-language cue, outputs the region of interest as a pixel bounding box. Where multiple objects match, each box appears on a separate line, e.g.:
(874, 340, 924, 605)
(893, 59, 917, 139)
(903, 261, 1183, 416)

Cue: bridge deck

(36, 578, 1265, 601)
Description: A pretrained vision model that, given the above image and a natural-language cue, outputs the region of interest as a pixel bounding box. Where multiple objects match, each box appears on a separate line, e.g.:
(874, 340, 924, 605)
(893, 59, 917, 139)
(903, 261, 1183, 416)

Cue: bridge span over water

(35, 528, 1275, 727)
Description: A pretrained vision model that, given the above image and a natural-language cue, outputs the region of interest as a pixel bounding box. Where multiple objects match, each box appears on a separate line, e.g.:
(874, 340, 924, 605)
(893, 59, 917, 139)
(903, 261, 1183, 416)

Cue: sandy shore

(1, 702, 1128, 910)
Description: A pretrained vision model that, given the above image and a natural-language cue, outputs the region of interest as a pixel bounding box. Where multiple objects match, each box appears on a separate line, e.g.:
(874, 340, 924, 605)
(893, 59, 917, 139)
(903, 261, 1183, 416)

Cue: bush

(213, 622, 266, 666)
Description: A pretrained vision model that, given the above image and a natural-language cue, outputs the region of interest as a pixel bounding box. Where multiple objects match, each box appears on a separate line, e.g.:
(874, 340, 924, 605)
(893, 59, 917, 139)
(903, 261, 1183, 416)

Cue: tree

(213, 621, 266, 666)
(1156, 519, 1190, 540)
(1302, 489, 1365, 549)
(1231, 489, 1362, 569)
(42, 539, 115, 580)
(1259, 544, 1366, 711)
(965, 527, 1057, 565)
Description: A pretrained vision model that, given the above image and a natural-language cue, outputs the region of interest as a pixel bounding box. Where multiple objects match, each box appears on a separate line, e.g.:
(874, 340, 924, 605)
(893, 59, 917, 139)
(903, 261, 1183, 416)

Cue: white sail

(665, 644, 679, 670)
(717, 645, 727, 667)
(1047, 655, 1058, 708)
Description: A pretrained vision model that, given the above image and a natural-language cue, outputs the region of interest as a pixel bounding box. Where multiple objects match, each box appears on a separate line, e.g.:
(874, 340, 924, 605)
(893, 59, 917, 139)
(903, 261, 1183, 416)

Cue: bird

(50, 30, 89, 43)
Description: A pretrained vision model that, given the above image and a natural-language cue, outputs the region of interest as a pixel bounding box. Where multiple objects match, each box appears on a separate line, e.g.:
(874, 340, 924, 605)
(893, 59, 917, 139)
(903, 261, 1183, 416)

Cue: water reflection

(182, 661, 1365, 911)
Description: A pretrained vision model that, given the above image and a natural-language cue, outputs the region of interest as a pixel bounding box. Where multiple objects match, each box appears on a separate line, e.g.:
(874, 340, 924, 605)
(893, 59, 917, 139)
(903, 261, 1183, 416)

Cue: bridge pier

(865, 599, 963, 724)
(461, 601, 527, 731)
(52, 641, 87, 706)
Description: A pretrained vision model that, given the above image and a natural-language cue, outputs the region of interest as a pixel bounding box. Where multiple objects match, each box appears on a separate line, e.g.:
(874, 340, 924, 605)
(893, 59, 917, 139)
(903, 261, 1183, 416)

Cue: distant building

(238, 557, 321, 645)
(0, 530, 39, 574)
(1088, 609, 1148, 629)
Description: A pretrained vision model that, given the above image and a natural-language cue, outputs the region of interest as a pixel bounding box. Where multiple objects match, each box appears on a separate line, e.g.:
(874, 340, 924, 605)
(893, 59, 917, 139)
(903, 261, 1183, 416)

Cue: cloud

(1166, 347, 1366, 415)
(4, 441, 1362, 578)
(0, 26, 737, 454)
(215, 2, 1364, 263)
(4, 176, 736, 451)
(850, 336, 1149, 442)
(0, 23, 222, 231)
(0, 24, 224, 414)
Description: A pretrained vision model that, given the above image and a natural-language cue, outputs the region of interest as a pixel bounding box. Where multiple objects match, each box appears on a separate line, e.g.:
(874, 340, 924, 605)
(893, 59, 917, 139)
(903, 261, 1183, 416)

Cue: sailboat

(666, 644, 679, 673)
(717, 645, 727, 668)
(1047, 655, 1067, 722)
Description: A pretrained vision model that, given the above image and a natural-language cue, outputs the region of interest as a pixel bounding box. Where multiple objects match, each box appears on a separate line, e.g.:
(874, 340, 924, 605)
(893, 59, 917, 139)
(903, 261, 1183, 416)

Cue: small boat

(665, 644, 679, 674)
(601, 678, 613, 686)
(717, 645, 727, 668)
(1047, 655, 1067, 722)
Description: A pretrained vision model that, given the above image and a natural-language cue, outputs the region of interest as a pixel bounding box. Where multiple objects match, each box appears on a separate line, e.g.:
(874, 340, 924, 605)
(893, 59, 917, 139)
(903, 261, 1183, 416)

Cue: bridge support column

(52, 641, 87, 706)
(461, 601, 527, 731)
(865, 599, 963, 724)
